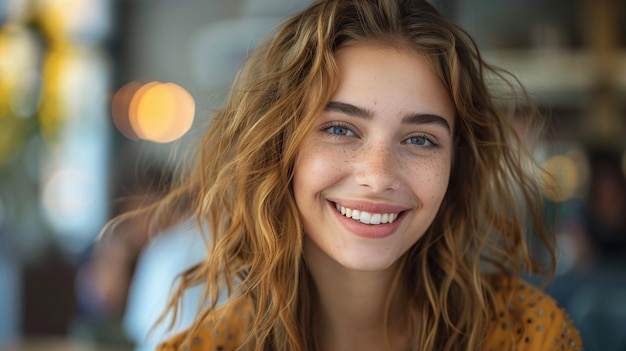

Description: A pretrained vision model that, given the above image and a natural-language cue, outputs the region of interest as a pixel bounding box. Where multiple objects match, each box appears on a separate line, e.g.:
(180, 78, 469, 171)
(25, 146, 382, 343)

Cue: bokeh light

(0, 25, 40, 166)
(113, 81, 195, 143)
(41, 167, 102, 252)
(111, 80, 141, 140)
(35, 0, 110, 44)
(565, 147, 590, 192)
(128, 81, 159, 140)
(38, 49, 67, 140)
(0, 25, 41, 117)
(541, 154, 580, 202)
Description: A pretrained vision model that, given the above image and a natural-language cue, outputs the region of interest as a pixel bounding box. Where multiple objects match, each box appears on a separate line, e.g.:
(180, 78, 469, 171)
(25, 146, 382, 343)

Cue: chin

(334, 254, 401, 273)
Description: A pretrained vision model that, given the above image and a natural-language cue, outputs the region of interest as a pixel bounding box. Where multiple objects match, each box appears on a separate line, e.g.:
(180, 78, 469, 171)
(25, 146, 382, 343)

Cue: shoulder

(484, 279, 582, 351)
(156, 298, 253, 351)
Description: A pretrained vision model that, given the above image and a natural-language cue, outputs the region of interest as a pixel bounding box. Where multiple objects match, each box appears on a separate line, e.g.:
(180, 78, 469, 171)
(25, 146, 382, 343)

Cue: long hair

(154, 0, 554, 350)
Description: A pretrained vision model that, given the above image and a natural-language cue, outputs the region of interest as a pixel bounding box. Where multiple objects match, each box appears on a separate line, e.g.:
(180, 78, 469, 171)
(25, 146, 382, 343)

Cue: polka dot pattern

(484, 281, 582, 351)
(157, 281, 582, 351)
(157, 298, 252, 351)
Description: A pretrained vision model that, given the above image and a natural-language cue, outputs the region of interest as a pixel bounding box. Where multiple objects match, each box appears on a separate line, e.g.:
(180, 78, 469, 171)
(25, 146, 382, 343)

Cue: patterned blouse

(157, 281, 582, 351)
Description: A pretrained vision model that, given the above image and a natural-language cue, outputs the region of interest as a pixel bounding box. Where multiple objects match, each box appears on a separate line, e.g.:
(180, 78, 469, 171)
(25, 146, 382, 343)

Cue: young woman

(149, 0, 582, 350)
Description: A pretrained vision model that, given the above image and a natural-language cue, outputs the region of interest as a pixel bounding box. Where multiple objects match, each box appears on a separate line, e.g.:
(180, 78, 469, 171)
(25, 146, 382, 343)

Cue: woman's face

(293, 43, 456, 272)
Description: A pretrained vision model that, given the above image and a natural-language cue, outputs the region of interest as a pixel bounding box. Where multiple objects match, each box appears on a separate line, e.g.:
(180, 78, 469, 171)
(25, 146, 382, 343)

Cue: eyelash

(321, 122, 440, 148)
(404, 133, 440, 148)
(321, 122, 355, 138)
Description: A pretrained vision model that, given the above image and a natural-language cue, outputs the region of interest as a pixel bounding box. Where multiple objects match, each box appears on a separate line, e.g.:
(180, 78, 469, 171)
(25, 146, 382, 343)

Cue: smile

(334, 203, 399, 225)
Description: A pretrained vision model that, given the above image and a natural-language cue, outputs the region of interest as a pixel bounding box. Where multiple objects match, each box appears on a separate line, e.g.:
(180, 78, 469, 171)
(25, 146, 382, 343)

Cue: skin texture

(293, 43, 456, 350)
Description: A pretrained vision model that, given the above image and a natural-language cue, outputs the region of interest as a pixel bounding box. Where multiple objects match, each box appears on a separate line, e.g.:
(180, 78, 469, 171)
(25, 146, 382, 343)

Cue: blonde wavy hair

(150, 0, 555, 350)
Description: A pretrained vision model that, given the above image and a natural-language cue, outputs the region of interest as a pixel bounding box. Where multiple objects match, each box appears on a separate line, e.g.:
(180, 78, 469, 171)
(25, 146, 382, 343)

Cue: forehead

(330, 43, 456, 125)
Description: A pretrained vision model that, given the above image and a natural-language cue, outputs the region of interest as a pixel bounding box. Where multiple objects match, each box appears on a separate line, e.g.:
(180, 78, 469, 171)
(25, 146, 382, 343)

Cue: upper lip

(328, 198, 410, 214)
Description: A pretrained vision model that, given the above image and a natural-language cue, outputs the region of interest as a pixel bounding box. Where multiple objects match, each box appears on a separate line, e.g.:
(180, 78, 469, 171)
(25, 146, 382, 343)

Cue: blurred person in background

(74, 161, 175, 348)
(584, 148, 626, 264)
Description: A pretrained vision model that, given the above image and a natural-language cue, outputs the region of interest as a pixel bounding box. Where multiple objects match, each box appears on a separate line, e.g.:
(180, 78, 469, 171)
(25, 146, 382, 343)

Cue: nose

(353, 140, 401, 192)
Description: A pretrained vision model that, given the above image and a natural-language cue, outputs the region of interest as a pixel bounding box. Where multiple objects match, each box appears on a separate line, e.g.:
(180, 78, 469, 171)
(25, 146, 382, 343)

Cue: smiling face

(293, 43, 456, 273)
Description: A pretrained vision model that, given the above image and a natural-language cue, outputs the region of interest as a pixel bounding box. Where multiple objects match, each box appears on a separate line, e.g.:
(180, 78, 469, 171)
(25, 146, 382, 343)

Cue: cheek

(294, 153, 325, 212)
(294, 144, 346, 192)
(435, 158, 453, 199)
(408, 155, 452, 202)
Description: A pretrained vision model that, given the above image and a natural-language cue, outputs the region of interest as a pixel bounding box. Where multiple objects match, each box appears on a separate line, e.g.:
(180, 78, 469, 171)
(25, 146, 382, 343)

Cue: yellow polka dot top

(157, 281, 582, 351)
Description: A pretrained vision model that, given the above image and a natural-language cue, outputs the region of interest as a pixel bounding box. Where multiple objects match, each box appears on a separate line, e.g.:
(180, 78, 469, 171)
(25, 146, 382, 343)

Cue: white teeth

(381, 213, 389, 223)
(335, 203, 400, 225)
(370, 213, 381, 224)
(359, 211, 370, 224)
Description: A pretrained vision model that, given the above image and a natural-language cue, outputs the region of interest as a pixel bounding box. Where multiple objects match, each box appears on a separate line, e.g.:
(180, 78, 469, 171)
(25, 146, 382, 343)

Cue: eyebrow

(325, 100, 451, 134)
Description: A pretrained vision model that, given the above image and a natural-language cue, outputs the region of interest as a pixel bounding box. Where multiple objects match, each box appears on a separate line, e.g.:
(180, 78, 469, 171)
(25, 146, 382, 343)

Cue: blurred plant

(0, 23, 42, 178)
(0, 1, 79, 239)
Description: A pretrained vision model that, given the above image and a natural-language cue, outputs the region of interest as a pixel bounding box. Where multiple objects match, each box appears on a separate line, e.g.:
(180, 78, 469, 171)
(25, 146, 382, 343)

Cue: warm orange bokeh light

(136, 83, 174, 142)
(111, 80, 141, 140)
(164, 83, 195, 142)
(128, 81, 159, 140)
(113, 81, 195, 143)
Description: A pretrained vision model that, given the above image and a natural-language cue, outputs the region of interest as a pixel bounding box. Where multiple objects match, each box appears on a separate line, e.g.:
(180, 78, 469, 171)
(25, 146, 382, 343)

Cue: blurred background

(0, 0, 624, 350)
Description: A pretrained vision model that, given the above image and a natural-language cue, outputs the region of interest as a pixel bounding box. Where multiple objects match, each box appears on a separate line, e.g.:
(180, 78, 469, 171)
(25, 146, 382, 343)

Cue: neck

(304, 239, 409, 351)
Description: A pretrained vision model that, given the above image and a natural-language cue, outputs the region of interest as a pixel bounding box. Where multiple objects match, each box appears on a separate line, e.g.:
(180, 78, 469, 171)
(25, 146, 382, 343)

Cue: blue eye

(408, 136, 428, 145)
(324, 124, 354, 137)
(406, 135, 437, 147)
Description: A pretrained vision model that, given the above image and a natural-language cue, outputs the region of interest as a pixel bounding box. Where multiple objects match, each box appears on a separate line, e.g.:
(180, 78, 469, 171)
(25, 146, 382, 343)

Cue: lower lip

(330, 202, 404, 239)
